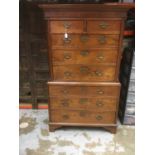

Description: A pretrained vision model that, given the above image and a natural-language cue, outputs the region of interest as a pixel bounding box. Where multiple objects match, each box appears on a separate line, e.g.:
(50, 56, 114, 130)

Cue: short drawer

(49, 97, 117, 111)
(52, 48, 118, 65)
(49, 20, 84, 33)
(87, 20, 121, 34)
(48, 82, 120, 97)
(50, 109, 116, 124)
(51, 34, 119, 48)
(53, 65, 116, 82)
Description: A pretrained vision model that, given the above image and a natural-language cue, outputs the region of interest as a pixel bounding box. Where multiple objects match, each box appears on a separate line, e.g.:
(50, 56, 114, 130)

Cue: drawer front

(87, 20, 121, 34)
(53, 65, 116, 81)
(50, 110, 116, 124)
(48, 84, 120, 97)
(52, 49, 118, 65)
(50, 97, 117, 111)
(49, 21, 84, 33)
(51, 34, 119, 48)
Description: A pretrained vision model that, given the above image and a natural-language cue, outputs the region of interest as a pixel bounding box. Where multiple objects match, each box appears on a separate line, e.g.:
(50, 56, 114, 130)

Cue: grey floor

(19, 110, 135, 155)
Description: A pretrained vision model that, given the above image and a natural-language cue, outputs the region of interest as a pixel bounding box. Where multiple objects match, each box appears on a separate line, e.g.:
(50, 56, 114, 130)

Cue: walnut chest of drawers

(39, 3, 134, 133)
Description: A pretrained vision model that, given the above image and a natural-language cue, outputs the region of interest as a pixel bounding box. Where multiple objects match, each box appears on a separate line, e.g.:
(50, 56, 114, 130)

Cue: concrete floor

(19, 110, 135, 155)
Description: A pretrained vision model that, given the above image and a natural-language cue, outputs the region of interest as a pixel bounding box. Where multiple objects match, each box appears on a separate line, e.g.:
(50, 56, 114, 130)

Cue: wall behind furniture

(20, 1, 49, 109)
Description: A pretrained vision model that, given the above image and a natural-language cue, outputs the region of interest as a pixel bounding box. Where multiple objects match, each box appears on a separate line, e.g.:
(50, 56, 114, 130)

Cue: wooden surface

(49, 97, 117, 111)
(39, 3, 134, 133)
(50, 109, 116, 124)
(50, 34, 119, 48)
(52, 65, 116, 81)
(87, 20, 121, 34)
(48, 82, 120, 97)
(39, 3, 134, 14)
(52, 48, 118, 65)
(39, 3, 134, 19)
(49, 20, 84, 33)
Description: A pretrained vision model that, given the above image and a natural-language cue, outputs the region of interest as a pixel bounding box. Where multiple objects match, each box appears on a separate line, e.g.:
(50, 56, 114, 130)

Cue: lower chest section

(48, 82, 120, 125)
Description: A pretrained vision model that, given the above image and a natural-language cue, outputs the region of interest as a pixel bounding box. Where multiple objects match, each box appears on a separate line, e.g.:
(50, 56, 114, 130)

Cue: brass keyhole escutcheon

(63, 22, 71, 29)
(62, 114, 69, 120)
(80, 35, 89, 43)
(80, 87, 87, 92)
(97, 89, 104, 95)
(64, 53, 71, 60)
(64, 71, 72, 78)
(79, 98, 88, 104)
(63, 37, 71, 44)
(95, 70, 103, 77)
(79, 111, 87, 117)
(80, 66, 89, 74)
(96, 115, 103, 120)
(80, 50, 89, 56)
(96, 101, 104, 107)
(61, 99, 69, 107)
(96, 53, 104, 61)
(98, 36, 106, 44)
(99, 22, 109, 29)
(61, 89, 69, 94)
(97, 55, 104, 60)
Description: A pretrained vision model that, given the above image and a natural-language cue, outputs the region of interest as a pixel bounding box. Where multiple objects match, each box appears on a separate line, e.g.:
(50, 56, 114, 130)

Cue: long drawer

(51, 48, 118, 65)
(50, 109, 116, 124)
(48, 82, 120, 98)
(52, 65, 116, 82)
(49, 97, 117, 111)
(50, 34, 119, 48)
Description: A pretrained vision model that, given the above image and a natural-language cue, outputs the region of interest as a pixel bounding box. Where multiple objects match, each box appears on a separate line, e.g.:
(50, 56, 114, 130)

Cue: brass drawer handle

(63, 37, 71, 44)
(61, 99, 69, 107)
(61, 89, 68, 94)
(99, 22, 109, 29)
(79, 111, 87, 117)
(64, 71, 72, 78)
(80, 50, 89, 56)
(79, 98, 88, 104)
(80, 66, 89, 74)
(62, 114, 69, 120)
(80, 35, 89, 42)
(96, 115, 103, 120)
(96, 101, 104, 107)
(95, 71, 103, 77)
(64, 54, 71, 60)
(98, 36, 106, 44)
(96, 54, 104, 61)
(97, 89, 104, 95)
(63, 22, 71, 29)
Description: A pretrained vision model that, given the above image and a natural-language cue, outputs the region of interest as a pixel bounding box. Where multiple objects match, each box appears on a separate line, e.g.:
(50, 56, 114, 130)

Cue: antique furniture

(39, 3, 134, 133)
